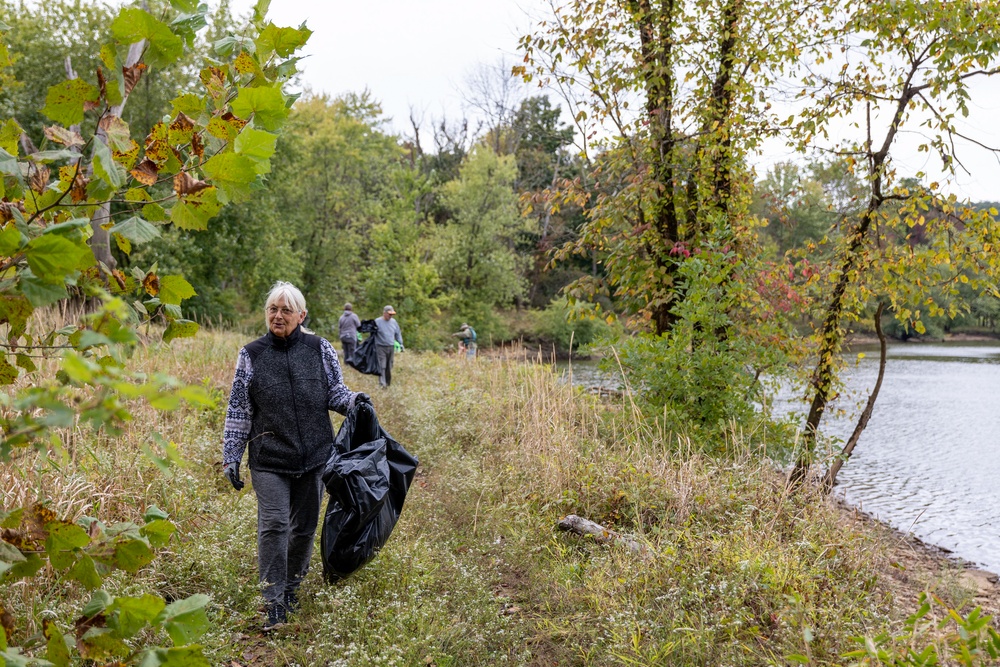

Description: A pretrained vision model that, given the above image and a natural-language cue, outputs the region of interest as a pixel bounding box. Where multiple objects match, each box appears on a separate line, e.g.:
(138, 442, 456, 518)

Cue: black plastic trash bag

(346, 319, 381, 375)
(321, 401, 419, 581)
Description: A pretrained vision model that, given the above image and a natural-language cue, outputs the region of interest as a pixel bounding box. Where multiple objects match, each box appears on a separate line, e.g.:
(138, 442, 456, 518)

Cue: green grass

(0, 331, 985, 665)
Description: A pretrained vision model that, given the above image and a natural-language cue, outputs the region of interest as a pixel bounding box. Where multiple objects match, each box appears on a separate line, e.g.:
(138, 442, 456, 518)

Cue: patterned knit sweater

(223, 326, 356, 474)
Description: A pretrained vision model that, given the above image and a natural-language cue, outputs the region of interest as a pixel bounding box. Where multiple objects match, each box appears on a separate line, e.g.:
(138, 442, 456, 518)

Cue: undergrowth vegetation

(2, 332, 995, 665)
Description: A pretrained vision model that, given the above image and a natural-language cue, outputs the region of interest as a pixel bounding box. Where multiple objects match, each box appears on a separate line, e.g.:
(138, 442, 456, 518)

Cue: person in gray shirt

(337, 302, 362, 363)
(374, 305, 404, 387)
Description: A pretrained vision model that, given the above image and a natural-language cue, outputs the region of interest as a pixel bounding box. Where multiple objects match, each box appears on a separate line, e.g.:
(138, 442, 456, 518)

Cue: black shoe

(263, 603, 287, 632)
(284, 589, 298, 613)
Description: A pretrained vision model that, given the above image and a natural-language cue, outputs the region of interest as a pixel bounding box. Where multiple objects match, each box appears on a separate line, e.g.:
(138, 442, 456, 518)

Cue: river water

(559, 344, 1000, 573)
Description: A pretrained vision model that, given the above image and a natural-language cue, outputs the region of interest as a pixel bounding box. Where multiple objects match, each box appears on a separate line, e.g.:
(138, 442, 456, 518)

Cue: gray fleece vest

(244, 327, 334, 475)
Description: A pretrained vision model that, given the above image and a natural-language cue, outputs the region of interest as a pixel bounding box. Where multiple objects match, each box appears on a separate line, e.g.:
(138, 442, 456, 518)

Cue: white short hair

(264, 282, 307, 324)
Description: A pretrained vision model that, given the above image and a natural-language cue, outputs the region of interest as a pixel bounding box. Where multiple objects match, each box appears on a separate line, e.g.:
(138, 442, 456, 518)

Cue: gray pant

(340, 338, 357, 364)
(251, 468, 323, 608)
(377, 345, 395, 387)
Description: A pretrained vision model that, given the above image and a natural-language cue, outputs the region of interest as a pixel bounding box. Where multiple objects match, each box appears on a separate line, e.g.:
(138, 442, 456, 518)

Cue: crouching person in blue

(221, 281, 370, 631)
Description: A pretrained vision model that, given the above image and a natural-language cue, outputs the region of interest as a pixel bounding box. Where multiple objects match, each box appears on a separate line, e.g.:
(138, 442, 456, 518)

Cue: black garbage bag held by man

(321, 398, 418, 581)
(346, 319, 381, 376)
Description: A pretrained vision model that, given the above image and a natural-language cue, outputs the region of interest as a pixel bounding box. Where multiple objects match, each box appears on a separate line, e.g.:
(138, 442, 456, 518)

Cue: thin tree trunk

(91, 39, 146, 270)
(823, 302, 887, 493)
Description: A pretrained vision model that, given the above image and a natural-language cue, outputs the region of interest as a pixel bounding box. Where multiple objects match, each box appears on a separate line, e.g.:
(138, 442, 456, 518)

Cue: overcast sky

(228, 0, 1000, 203)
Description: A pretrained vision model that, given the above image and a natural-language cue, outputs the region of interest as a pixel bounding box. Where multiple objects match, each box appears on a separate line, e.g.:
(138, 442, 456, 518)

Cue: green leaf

(138, 645, 211, 667)
(252, 0, 271, 25)
(3, 552, 43, 581)
(99, 116, 132, 153)
(213, 36, 240, 57)
(201, 152, 257, 203)
(24, 234, 93, 284)
(66, 554, 102, 589)
(0, 540, 26, 577)
(45, 521, 91, 569)
(234, 127, 276, 173)
(109, 594, 166, 638)
(43, 619, 71, 667)
(111, 9, 184, 68)
(163, 319, 199, 344)
(158, 275, 196, 306)
(19, 273, 68, 307)
(109, 216, 161, 245)
(170, 186, 220, 230)
(153, 594, 211, 646)
(0, 224, 21, 255)
(167, 0, 200, 12)
(79, 627, 130, 661)
(0, 119, 23, 155)
(139, 519, 176, 547)
(93, 140, 125, 190)
(230, 85, 288, 131)
(42, 79, 100, 126)
(112, 536, 154, 572)
(0, 508, 23, 529)
(82, 590, 113, 618)
(0, 357, 17, 385)
(170, 93, 205, 119)
(256, 23, 311, 59)
(15, 354, 36, 373)
(144, 506, 169, 522)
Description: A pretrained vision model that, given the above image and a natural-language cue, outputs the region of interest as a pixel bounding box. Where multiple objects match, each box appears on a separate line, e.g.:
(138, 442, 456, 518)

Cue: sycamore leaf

(0, 119, 23, 155)
(201, 152, 257, 203)
(163, 319, 199, 343)
(122, 62, 147, 96)
(170, 186, 220, 230)
(158, 275, 196, 306)
(230, 85, 288, 131)
(170, 93, 204, 119)
(130, 159, 159, 186)
(20, 272, 69, 307)
(109, 216, 160, 245)
(24, 234, 94, 284)
(234, 126, 277, 167)
(111, 9, 183, 68)
(168, 112, 195, 145)
(256, 23, 311, 59)
(253, 0, 271, 25)
(66, 554, 102, 589)
(43, 125, 84, 148)
(93, 140, 125, 189)
(0, 224, 21, 255)
(98, 116, 132, 153)
(173, 172, 209, 196)
(112, 536, 154, 572)
(234, 51, 264, 78)
(42, 79, 101, 126)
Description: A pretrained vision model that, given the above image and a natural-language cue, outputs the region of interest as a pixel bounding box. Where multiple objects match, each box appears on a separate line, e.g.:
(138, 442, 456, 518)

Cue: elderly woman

(222, 281, 369, 631)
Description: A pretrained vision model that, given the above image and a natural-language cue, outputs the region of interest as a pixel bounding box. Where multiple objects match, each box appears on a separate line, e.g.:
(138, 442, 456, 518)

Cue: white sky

(228, 0, 1000, 203)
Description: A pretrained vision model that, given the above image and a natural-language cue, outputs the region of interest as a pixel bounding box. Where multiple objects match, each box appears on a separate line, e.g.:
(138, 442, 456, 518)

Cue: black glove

(355, 392, 371, 406)
(223, 461, 244, 490)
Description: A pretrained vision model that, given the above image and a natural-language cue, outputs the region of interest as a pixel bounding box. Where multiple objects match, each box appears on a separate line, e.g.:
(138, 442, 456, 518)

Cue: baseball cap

(383, 305, 396, 314)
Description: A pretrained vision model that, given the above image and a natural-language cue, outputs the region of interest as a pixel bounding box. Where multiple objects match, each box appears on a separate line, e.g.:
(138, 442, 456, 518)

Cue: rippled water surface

(782, 342, 1000, 573)
(561, 345, 1000, 572)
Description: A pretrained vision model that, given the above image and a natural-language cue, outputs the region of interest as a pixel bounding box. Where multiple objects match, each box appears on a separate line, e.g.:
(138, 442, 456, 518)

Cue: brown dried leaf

(143, 272, 159, 297)
(221, 112, 247, 131)
(97, 66, 107, 100)
(130, 159, 158, 186)
(43, 125, 85, 148)
(71, 172, 89, 203)
(28, 164, 50, 193)
(0, 200, 26, 222)
(83, 99, 102, 112)
(111, 269, 127, 291)
(122, 62, 147, 96)
(190, 132, 204, 160)
(173, 171, 210, 197)
(169, 112, 195, 145)
(144, 139, 173, 168)
(0, 602, 14, 642)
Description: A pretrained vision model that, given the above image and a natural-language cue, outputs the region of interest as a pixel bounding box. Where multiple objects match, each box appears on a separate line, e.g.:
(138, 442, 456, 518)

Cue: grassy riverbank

(2, 330, 994, 665)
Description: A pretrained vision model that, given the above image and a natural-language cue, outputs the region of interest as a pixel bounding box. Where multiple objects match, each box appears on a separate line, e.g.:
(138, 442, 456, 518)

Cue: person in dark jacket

(337, 302, 362, 364)
(222, 281, 369, 631)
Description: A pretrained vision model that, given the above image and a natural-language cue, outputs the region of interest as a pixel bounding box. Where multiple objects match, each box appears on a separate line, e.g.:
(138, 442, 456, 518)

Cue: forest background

(5, 0, 1000, 664)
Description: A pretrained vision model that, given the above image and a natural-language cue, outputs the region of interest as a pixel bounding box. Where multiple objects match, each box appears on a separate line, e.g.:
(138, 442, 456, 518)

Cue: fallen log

(557, 514, 647, 554)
